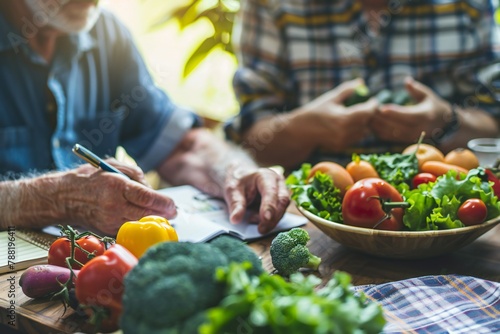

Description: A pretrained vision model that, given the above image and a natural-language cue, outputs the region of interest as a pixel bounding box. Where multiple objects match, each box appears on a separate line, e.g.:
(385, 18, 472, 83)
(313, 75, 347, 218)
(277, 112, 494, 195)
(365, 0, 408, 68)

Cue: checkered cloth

(358, 275, 500, 333)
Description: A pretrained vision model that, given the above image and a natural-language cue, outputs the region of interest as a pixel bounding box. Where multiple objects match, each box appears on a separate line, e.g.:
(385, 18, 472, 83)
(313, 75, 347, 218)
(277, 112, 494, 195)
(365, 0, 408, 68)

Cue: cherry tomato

(412, 172, 437, 188)
(76, 244, 137, 332)
(457, 198, 487, 226)
(342, 178, 406, 231)
(48, 235, 105, 269)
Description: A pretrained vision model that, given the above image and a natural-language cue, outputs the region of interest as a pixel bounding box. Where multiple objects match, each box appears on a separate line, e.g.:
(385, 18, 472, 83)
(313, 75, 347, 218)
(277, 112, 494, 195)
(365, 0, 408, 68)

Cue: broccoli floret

(120, 236, 263, 334)
(209, 235, 263, 277)
(270, 228, 322, 276)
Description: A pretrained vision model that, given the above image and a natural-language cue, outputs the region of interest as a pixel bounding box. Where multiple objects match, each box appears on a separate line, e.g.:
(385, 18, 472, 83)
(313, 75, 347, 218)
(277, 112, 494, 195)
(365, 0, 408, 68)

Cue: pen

(72, 144, 130, 179)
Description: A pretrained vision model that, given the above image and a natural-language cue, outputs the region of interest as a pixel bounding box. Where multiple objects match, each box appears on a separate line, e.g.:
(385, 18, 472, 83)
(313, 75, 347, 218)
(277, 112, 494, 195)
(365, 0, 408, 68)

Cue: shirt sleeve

(104, 14, 199, 172)
(453, 0, 500, 116)
(225, 0, 296, 142)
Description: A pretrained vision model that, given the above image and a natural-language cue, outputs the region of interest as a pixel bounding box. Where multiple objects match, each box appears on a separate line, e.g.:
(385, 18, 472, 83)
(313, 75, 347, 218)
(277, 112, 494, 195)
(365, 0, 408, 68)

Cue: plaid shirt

(225, 0, 499, 162)
(358, 275, 500, 333)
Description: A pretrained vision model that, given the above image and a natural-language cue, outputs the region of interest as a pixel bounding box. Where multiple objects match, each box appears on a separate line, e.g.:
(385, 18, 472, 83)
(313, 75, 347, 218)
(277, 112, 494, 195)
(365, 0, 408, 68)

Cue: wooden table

(1, 221, 499, 334)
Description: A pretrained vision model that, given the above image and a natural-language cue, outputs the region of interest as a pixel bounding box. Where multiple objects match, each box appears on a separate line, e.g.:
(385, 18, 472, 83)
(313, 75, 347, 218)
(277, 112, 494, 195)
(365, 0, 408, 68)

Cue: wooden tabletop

(1, 221, 499, 334)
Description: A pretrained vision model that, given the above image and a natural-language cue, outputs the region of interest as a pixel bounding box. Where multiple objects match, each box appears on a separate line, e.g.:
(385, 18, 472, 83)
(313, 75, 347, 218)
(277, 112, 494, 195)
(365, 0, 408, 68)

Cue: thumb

(405, 76, 430, 102)
(333, 78, 366, 104)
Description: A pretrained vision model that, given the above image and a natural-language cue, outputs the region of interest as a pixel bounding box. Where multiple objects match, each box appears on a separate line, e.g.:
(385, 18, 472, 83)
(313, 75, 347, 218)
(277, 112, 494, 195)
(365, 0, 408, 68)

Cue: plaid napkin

(358, 275, 500, 333)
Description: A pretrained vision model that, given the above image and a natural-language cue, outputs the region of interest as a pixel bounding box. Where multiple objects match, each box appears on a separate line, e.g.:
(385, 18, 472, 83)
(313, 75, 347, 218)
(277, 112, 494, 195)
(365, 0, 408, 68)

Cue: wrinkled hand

(62, 163, 177, 235)
(223, 167, 290, 234)
(300, 78, 378, 152)
(370, 77, 452, 144)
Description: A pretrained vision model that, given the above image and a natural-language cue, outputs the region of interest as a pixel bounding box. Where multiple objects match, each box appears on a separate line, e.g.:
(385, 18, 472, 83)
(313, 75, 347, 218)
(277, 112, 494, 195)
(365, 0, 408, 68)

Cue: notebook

(0, 229, 55, 274)
(42, 185, 307, 243)
(159, 185, 307, 243)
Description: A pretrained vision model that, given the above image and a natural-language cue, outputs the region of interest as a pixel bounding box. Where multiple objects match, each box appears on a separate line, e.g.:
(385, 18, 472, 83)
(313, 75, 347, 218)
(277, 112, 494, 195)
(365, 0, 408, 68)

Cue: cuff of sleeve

(136, 106, 199, 171)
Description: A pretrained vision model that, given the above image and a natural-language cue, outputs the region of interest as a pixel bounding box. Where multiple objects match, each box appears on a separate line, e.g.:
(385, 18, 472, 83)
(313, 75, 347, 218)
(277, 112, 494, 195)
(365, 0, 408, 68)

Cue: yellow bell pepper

(116, 215, 178, 258)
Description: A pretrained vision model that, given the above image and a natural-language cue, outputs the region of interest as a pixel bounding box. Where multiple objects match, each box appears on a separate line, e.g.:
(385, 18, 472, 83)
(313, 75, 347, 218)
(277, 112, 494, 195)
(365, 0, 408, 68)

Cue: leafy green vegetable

(286, 163, 343, 223)
(121, 236, 263, 333)
(399, 168, 500, 230)
(359, 152, 419, 186)
(200, 263, 386, 334)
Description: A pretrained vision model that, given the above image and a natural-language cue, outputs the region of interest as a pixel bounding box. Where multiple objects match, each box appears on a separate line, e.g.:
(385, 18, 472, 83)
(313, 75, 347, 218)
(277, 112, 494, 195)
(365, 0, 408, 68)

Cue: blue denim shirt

(0, 10, 197, 177)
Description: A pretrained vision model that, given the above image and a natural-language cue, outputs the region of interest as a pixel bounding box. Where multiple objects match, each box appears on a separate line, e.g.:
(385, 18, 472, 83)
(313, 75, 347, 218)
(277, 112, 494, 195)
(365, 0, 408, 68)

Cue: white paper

(43, 185, 307, 243)
(159, 185, 307, 242)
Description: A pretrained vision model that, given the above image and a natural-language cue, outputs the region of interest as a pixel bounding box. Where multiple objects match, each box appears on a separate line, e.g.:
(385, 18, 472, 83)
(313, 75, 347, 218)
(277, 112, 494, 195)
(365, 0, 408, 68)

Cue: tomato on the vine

(75, 244, 137, 332)
(48, 235, 105, 269)
(412, 172, 437, 189)
(342, 178, 407, 231)
(457, 198, 487, 226)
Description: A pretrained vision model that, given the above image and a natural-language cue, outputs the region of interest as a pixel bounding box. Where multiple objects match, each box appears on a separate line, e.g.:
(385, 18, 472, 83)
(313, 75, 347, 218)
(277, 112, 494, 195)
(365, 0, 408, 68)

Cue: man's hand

(223, 167, 290, 234)
(298, 78, 378, 152)
(157, 128, 291, 235)
(370, 77, 453, 144)
(61, 164, 177, 235)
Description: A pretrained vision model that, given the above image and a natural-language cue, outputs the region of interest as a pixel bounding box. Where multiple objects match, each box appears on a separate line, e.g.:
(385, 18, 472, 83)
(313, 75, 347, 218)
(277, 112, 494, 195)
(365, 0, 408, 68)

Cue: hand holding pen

(68, 144, 178, 234)
(72, 144, 149, 186)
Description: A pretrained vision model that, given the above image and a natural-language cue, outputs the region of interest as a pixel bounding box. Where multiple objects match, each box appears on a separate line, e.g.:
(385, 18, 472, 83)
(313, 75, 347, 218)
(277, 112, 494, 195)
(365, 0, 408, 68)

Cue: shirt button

(53, 139, 60, 148)
(47, 102, 56, 113)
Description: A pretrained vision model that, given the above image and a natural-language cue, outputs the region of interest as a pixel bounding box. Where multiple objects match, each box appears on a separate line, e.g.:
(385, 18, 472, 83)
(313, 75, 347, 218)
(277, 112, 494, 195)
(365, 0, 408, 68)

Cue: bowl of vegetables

(286, 146, 500, 259)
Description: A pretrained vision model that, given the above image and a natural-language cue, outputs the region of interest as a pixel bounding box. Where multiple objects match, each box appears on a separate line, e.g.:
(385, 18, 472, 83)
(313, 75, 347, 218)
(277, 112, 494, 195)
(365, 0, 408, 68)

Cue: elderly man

(0, 0, 290, 235)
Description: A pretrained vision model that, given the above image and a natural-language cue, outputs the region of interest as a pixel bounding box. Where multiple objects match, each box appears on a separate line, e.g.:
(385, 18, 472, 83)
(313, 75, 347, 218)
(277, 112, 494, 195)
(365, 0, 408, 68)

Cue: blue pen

(72, 144, 130, 179)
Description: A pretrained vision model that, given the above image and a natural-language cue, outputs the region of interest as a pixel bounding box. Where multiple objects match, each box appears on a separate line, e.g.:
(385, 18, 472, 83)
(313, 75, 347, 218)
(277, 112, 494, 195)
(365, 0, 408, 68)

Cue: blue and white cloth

(359, 275, 500, 333)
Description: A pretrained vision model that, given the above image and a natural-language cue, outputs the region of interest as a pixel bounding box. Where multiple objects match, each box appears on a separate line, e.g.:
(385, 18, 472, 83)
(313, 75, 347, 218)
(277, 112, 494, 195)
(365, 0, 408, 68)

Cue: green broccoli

(120, 236, 263, 334)
(270, 228, 322, 276)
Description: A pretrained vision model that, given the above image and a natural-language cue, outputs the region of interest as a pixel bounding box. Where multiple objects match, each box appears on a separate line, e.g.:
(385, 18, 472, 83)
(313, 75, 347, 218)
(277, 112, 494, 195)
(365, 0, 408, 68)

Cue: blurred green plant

(149, 0, 240, 79)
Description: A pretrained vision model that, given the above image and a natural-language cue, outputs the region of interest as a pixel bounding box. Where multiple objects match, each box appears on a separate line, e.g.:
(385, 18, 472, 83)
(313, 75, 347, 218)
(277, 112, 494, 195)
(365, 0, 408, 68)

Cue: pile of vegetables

(287, 141, 500, 231)
(19, 215, 179, 333)
(121, 234, 385, 334)
(19, 216, 386, 333)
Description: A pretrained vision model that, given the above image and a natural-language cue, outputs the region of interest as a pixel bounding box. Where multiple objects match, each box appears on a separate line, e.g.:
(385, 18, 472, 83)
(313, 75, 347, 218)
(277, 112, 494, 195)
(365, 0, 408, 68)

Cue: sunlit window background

(101, 0, 240, 124)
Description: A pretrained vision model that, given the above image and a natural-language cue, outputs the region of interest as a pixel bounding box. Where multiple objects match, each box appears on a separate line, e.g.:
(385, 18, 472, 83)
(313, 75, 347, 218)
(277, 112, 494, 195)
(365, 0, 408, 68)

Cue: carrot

(420, 161, 469, 177)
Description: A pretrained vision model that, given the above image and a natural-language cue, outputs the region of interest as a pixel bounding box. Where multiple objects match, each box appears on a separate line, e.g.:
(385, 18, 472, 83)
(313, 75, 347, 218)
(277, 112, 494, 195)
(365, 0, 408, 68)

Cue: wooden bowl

(297, 206, 500, 259)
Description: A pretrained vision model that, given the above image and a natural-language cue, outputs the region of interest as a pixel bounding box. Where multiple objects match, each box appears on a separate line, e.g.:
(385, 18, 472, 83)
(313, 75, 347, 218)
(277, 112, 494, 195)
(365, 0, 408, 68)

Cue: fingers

(224, 168, 290, 234)
(404, 76, 429, 101)
(122, 182, 177, 217)
(332, 78, 365, 104)
(104, 158, 150, 186)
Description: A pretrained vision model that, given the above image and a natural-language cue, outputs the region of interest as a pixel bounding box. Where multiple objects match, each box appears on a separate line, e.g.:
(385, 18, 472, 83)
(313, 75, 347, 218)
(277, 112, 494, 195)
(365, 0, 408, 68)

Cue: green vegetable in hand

(200, 263, 386, 334)
(345, 84, 371, 106)
(270, 228, 321, 276)
(120, 235, 263, 334)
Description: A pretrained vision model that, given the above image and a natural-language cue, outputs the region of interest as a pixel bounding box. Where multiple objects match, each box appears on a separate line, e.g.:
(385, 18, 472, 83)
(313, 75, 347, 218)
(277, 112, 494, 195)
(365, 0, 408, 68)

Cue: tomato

(48, 235, 105, 269)
(342, 178, 407, 231)
(484, 169, 500, 198)
(308, 161, 354, 196)
(75, 244, 137, 332)
(412, 172, 437, 188)
(457, 199, 488, 226)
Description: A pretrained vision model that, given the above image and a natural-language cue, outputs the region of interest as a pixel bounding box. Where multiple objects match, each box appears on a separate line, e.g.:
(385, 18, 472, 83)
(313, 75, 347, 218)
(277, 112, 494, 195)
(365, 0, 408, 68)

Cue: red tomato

(342, 178, 406, 231)
(48, 235, 105, 269)
(412, 172, 437, 188)
(75, 244, 138, 332)
(457, 199, 487, 226)
(484, 169, 500, 198)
